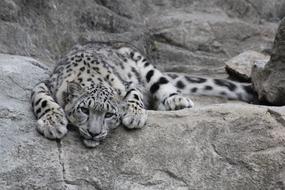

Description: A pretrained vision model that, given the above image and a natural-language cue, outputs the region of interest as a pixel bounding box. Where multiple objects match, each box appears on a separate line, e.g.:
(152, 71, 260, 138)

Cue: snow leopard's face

(64, 82, 122, 147)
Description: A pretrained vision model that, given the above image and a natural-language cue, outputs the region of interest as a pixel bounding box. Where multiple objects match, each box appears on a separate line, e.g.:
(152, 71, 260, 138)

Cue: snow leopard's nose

(87, 111, 105, 136)
(88, 129, 108, 141)
(87, 128, 100, 137)
(87, 128, 107, 137)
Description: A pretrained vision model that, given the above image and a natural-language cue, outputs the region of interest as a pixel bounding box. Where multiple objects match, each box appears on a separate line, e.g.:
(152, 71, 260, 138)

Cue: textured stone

(216, 0, 285, 22)
(0, 0, 280, 77)
(252, 18, 285, 105)
(146, 10, 276, 77)
(0, 54, 67, 190)
(44, 104, 285, 190)
(1, 54, 285, 190)
(225, 50, 270, 82)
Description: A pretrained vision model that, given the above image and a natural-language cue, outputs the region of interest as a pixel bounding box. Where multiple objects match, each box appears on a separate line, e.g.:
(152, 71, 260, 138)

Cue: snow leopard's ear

(67, 81, 84, 97)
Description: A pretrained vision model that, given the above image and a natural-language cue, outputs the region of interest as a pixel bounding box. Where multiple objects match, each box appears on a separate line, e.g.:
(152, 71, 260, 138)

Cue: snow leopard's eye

(105, 112, 115, 119)
(80, 107, 89, 115)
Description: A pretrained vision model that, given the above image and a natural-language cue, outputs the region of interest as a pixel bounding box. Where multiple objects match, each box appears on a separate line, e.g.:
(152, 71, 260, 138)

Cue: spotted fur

(31, 41, 255, 147)
(167, 74, 256, 102)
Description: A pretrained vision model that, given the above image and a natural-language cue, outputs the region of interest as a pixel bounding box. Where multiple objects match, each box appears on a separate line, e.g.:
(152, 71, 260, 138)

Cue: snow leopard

(31, 41, 255, 147)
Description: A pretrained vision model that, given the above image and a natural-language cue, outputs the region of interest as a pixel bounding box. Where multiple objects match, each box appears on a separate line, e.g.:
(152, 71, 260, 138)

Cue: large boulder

(252, 18, 285, 105)
(1, 54, 285, 190)
(0, 54, 67, 189)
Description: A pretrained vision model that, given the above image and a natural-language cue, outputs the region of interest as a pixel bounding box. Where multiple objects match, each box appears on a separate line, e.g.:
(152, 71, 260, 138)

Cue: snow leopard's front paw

(122, 101, 148, 129)
(36, 111, 68, 139)
(158, 94, 194, 111)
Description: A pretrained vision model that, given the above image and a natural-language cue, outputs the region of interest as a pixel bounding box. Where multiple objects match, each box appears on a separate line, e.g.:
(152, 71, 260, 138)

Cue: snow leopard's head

(64, 82, 124, 147)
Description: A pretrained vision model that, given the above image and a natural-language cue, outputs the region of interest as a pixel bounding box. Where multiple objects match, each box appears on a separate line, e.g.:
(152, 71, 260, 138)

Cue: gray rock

(61, 103, 285, 190)
(225, 50, 270, 82)
(0, 0, 147, 63)
(146, 9, 277, 77)
(0, 54, 66, 190)
(216, 0, 285, 22)
(0, 0, 279, 77)
(252, 18, 285, 105)
(1, 54, 285, 190)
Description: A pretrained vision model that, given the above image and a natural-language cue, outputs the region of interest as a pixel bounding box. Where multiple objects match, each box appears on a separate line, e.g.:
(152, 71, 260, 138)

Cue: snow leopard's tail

(165, 73, 257, 103)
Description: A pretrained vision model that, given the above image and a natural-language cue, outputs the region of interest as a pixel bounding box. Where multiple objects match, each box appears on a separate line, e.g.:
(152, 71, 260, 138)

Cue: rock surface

(252, 18, 285, 105)
(1, 55, 285, 190)
(0, 0, 282, 77)
(0, 54, 66, 190)
(225, 50, 270, 82)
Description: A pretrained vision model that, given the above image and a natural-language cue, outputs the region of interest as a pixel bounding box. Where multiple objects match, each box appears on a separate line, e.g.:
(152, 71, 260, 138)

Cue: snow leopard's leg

(122, 88, 147, 129)
(118, 47, 194, 111)
(31, 82, 68, 139)
(143, 68, 194, 111)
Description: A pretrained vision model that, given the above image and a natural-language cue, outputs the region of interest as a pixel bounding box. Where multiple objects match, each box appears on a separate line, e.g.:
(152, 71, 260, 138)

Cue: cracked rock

(2, 51, 285, 190)
(59, 104, 285, 190)
(1, 54, 285, 190)
(0, 54, 65, 190)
